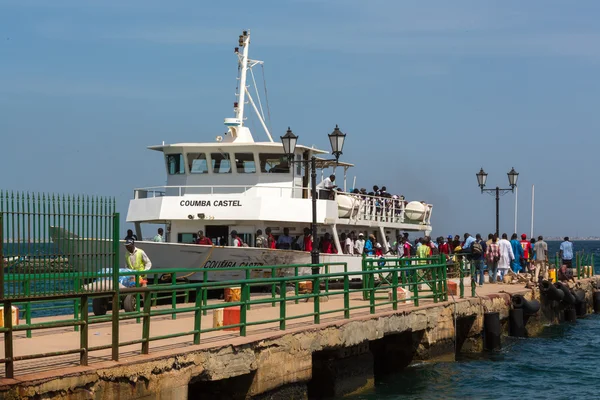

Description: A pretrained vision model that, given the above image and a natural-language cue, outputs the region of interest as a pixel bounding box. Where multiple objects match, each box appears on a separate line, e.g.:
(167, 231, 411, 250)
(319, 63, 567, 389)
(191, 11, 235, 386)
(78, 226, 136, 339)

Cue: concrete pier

(0, 278, 597, 399)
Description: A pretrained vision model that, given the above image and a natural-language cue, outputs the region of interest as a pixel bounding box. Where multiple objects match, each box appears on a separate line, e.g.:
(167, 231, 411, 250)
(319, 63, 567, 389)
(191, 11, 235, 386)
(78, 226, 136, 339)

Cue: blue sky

(1, 0, 598, 237)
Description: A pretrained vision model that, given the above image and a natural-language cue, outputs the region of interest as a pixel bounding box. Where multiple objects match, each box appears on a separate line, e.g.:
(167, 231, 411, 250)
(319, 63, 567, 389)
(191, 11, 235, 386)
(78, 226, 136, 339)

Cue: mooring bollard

(541, 280, 564, 302)
(509, 308, 526, 337)
(593, 291, 600, 313)
(555, 282, 575, 305)
(483, 312, 501, 350)
(564, 307, 577, 322)
(573, 289, 587, 317)
(511, 294, 541, 315)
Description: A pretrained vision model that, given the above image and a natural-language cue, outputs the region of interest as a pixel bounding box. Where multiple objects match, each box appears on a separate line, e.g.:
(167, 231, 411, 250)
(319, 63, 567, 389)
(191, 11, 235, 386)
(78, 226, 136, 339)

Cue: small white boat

(50, 30, 433, 282)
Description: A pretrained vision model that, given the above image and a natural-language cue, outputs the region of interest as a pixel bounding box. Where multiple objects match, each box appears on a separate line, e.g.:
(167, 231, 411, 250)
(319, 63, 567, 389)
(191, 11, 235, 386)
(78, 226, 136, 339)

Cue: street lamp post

(476, 167, 519, 237)
(281, 126, 346, 275)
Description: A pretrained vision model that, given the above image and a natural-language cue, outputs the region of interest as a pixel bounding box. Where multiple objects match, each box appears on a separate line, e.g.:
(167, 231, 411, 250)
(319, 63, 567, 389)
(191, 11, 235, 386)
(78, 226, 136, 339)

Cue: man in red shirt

(303, 227, 313, 252)
(437, 236, 450, 257)
(520, 233, 532, 271)
(266, 227, 276, 249)
(196, 230, 213, 245)
(402, 236, 412, 257)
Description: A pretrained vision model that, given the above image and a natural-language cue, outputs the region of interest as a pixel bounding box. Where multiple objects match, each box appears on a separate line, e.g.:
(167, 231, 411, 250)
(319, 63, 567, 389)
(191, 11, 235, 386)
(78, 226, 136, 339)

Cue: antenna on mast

(223, 30, 273, 143)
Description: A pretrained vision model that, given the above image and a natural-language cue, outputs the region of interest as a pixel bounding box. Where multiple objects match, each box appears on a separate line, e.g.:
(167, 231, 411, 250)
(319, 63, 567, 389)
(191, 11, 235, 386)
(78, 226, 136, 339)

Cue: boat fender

(511, 294, 541, 315)
(573, 289, 587, 316)
(593, 291, 600, 314)
(483, 312, 501, 351)
(540, 280, 564, 302)
(509, 308, 526, 337)
(554, 282, 575, 305)
(564, 307, 577, 322)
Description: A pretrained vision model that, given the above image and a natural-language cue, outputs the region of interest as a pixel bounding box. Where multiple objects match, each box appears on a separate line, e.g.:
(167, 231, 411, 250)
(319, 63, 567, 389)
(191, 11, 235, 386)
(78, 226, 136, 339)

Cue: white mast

(236, 31, 250, 125)
(223, 30, 273, 143)
(530, 184, 535, 238)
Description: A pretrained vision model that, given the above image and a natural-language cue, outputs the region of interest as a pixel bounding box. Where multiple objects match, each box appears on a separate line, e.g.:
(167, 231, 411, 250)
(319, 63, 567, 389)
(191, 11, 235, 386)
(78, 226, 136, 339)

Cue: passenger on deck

(265, 227, 276, 249)
(345, 232, 355, 255)
(196, 230, 213, 245)
(340, 233, 348, 254)
(276, 228, 294, 250)
(303, 228, 313, 252)
(316, 174, 337, 199)
(364, 234, 375, 256)
(354, 233, 365, 255)
(230, 230, 243, 247)
(320, 233, 334, 254)
(255, 229, 267, 248)
(153, 228, 164, 242)
(124, 229, 138, 241)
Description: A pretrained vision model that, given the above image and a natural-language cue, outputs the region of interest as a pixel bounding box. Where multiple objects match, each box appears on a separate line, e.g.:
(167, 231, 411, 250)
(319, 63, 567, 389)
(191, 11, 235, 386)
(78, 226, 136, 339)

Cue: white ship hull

(49, 227, 363, 281)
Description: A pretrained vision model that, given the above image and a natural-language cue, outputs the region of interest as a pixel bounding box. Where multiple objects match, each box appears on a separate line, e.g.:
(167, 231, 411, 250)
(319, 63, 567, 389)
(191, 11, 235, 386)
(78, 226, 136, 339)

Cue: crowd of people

(125, 224, 576, 286)
(316, 176, 418, 220)
(394, 233, 575, 286)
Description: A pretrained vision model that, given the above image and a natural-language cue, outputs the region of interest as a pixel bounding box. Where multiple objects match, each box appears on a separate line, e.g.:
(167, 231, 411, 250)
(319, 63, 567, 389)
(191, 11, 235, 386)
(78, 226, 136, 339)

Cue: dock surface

(0, 281, 528, 380)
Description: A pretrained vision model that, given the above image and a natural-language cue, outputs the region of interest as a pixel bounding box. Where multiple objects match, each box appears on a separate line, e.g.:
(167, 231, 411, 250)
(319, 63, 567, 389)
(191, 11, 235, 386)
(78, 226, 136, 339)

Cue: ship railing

(338, 192, 433, 226)
(134, 185, 307, 199)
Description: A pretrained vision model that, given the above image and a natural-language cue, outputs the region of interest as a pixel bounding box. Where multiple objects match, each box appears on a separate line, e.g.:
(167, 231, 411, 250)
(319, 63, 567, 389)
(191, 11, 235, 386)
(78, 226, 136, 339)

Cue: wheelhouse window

(259, 153, 290, 173)
(166, 154, 185, 175)
(210, 153, 232, 174)
(188, 153, 208, 174)
(235, 153, 256, 173)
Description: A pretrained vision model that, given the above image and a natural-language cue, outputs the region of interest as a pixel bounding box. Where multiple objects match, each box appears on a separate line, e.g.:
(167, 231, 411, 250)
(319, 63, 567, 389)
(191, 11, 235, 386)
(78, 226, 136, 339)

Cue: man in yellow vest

(124, 239, 152, 285)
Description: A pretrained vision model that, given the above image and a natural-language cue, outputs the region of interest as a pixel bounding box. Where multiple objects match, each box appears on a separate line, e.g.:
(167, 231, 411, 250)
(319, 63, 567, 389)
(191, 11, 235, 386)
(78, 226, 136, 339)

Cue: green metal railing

(362, 255, 448, 305)
(0, 260, 450, 378)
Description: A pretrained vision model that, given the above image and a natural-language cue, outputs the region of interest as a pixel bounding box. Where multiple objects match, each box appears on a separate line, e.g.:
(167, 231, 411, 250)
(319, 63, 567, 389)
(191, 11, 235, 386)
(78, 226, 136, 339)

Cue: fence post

(392, 269, 398, 311)
(470, 262, 476, 297)
(279, 281, 286, 331)
(245, 268, 252, 310)
(74, 276, 80, 332)
(369, 270, 376, 314)
(271, 267, 277, 307)
(4, 299, 14, 379)
(343, 274, 350, 319)
(313, 276, 320, 324)
(142, 291, 151, 354)
(111, 212, 120, 362)
(294, 266, 299, 305)
(202, 271, 208, 316)
(24, 276, 32, 338)
(442, 256, 448, 301)
(171, 272, 177, 320)
(459, 259, 465, 298)
(80, 294, 88, 366)
(240, 282, 247, 337)
(194, 287, 202, 345)
(413, 269, 419, 307)
(576, 252, 581, 279)
(432, 263, 438, 303)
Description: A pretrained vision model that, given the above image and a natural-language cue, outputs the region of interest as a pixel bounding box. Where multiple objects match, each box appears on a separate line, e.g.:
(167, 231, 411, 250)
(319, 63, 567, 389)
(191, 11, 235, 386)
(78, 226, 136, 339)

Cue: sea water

(344, 240, 600, 400)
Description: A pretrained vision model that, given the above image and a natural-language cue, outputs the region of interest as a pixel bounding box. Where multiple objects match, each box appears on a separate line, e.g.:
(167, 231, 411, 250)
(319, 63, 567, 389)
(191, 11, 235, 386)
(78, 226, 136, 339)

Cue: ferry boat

(51, 30, 433, 281)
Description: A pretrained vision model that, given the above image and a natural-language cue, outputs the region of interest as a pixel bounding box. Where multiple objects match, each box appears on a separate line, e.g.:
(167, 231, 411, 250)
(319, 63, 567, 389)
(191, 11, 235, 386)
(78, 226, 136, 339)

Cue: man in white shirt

(354, 233, 365, 255)
(316, 174, 336, 199)
(345, 232, 355, 255)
